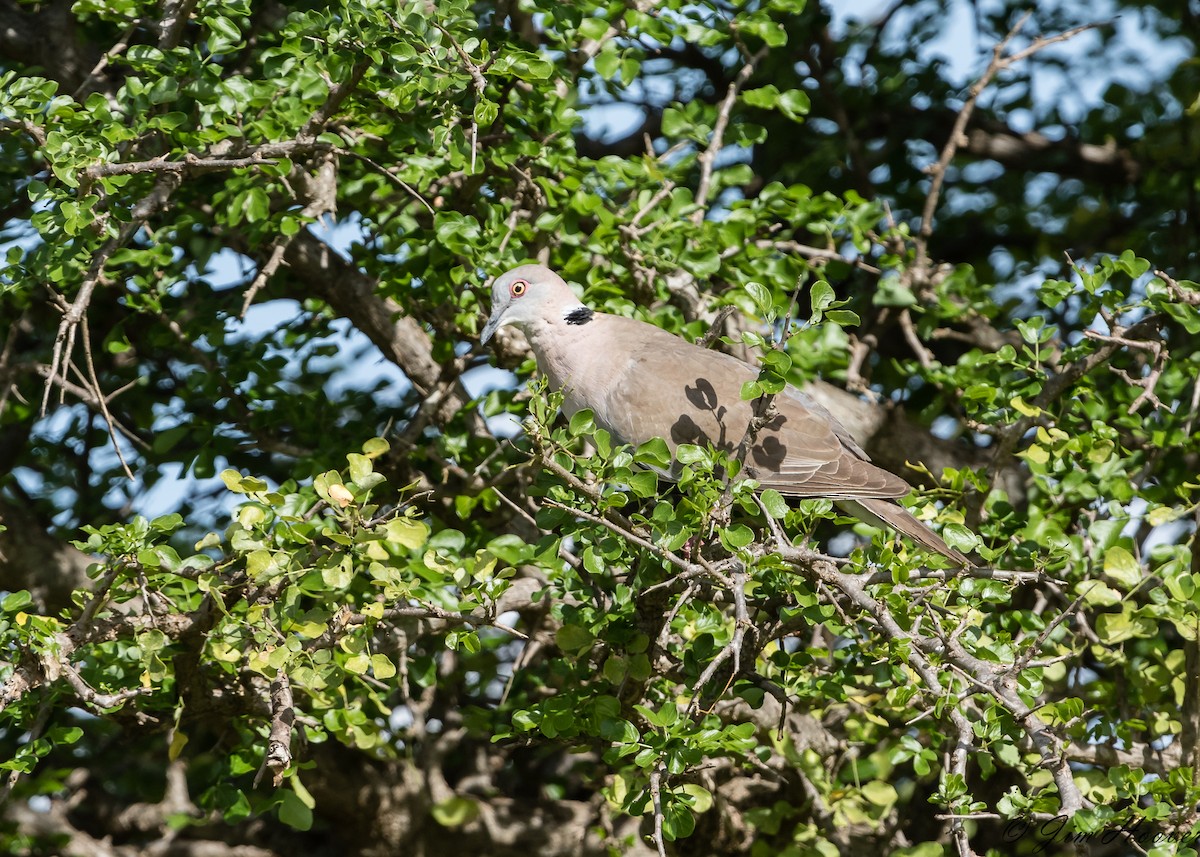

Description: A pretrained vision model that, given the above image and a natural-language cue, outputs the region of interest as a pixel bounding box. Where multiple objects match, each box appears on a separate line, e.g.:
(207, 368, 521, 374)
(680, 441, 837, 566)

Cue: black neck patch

(564, 306, 594, 326)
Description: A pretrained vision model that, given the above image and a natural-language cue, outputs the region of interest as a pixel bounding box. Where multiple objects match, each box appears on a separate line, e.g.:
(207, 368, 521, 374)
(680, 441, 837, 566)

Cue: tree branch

(255, 673, 296, 788)
(693, 47, 766, 222)
(913, 16, 1101, 279)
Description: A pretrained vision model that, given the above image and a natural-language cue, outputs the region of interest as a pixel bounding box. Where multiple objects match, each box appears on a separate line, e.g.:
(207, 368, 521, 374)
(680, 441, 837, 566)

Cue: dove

(481, 264, 968, 565)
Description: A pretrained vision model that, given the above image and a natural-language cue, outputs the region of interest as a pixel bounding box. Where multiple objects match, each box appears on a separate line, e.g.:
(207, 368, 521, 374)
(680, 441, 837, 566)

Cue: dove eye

(510, 280, 528, 298)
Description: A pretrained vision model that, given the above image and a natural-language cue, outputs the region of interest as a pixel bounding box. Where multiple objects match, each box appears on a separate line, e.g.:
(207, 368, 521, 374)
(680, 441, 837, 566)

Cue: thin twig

(433, 22, 487, 173)
(571, 0, 656, 67)
(860, 566, 1048, 585)
(79, 322, 135, 480)
(240, 241, 289, 318)
(696, 306, 737, 349)
(689, 564, 754, 717)
(542, 499, 703, 578)
(31, 364, 148, 451)
(648, 761, 669, 857)
(338, 149, 436, 215)
(693, 48, 767, 222)
(630, 183, 676, 231)
(914, 16, 1100, 277)
(83, 153, 285, 182)
(655, 582, 698, 654)
(298, 58, 372, 144)
(73, 18, 142, 98)
(40, 174, 181, 416)
(496, 205, 523, 256)
(737, 239, 882, 275)
(899, 308, 935, 370)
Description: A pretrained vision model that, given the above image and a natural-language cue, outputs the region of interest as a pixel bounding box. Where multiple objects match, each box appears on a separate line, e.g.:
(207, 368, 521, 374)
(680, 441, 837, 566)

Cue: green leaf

(49, 726, 84, 746)
(473, 99, 498, 127)
(675, 444, 708, 465)
(555, 624, 594, 654)
(742, 85, 780, 109)
(1103, 546, 1141, 590)
(1023, 444, 1049, 465)
(629, 470, 658, 498)
(745, 281, 772, 315)
(221, 469, 256, 493)
(243, 187, 270, 223)
(569, 408, 596, 436)
(678, 783, 713, 813)
(759, 489, 789, 519)
(809, 280, 834, 321)
(382, 517, 429, 550)
(778, 88, 810, 120)
(321, 558, 353, 589)
(1010, 396, 1042, 417)
(861, 781, 898, 807)
(1095, 609, 1154, 644)
(507, 52, 554, 81)
(594, 46, 619, 81)
(823, 309, 860, 327)
(635, 437, 671, 469)
(277, 789, 312, 831)
(2, 590, 33, 612)
(662, 799, 696, 840)
(599, 717, 640, 743)
(661, 106, 688, 137)
(655, 701, 678, 727)
(207, 15, 242, 45)
(1162, 300, 1200, 334)
(431, 796, 480, 827)
(362, 437, 390, 458)
(603, 656, 627, 684)
(220, 787, 252, 824)
(578, 16, 611, 41)
(347, 453, 373, 486)
(246, 549, 283, 581)
(720, 524, 755, 550)
(371, 653, 397, 679)
(875, 278, 918, 307)
(619, 56, 641, 86)
(1114, 250, 1150, 277)
(740, 15, 787, 47)
(942, 524, 979, 553)
(1147, 506, 1183, 526)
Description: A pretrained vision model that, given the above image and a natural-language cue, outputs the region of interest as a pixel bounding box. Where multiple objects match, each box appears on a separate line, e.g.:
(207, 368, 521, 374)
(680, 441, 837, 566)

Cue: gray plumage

(481, 263, 968, 566)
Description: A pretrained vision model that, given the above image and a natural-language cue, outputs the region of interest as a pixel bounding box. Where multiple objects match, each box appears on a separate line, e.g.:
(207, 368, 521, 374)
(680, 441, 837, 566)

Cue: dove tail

(836, 498, 971, 567)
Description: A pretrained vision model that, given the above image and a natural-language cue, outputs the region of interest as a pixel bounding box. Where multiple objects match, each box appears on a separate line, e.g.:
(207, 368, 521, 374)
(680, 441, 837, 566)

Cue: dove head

(480, 264, 592, 344)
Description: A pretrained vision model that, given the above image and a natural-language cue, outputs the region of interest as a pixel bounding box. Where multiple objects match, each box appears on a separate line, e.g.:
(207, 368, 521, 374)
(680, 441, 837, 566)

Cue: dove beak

(480, 308, 505, 345)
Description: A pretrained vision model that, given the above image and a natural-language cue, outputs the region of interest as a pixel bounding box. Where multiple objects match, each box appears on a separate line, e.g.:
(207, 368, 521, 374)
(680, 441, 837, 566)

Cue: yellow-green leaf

(431, 796, 479, 828)
(371, 653, 396, 679)
(1103, 546, 1140, 590)
(678, 783, 713, 813)
(383, 517, 430, 550)
(362, 437, 390, 458)
(1010, 395, 1042, 417)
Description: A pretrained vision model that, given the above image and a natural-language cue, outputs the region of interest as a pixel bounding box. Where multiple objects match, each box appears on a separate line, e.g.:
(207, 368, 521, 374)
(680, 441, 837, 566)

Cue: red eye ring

(510, 280, 528, 297)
